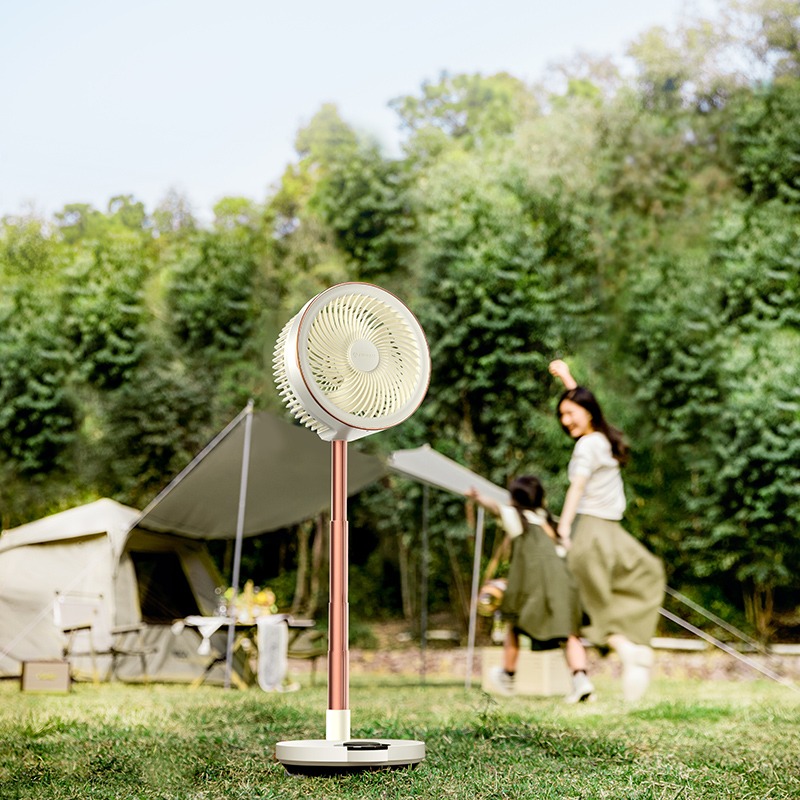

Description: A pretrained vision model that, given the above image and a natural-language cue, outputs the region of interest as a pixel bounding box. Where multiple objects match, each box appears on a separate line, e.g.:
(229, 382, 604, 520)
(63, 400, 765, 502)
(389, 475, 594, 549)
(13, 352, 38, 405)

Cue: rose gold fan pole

(326, 439, 350, 740)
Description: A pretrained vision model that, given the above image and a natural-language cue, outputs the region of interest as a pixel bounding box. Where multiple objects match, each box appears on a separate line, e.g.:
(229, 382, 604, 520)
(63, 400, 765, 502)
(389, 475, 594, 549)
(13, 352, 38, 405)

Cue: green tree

(621, 252, 727, 571)
(0, 214, 78, 480)
(266, 106, 356, 313)
(97, 353, 214, 505)
(53, 203, 107, 244)
(310, 140, 414, 283)
(165, 231, 258, 356)
(152, 188, 197, 239)
(107, 195, 149, 233)
(698, 200, 800, 636)
(282, 104, 414, 287)
(391, 71, 539, 149)
(411, 149, 595, 489)
(0, 322, 77, 477)
(728, 0, 800, 79)
(60, 235, 150, 390)
(0, 218, 65, 526)
(728, 80, 800, 202)
(212, 197, 264, 232)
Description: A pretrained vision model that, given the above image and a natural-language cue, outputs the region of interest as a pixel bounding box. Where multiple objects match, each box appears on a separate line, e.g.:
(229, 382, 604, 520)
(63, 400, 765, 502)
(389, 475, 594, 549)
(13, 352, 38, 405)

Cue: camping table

(173, 615, 255, 689)
(174, 615, 316, 689)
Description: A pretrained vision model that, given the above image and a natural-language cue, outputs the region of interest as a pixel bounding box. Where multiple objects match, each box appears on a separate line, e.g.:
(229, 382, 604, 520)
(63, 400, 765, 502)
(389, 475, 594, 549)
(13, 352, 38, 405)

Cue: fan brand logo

(348, 340, 380, 372)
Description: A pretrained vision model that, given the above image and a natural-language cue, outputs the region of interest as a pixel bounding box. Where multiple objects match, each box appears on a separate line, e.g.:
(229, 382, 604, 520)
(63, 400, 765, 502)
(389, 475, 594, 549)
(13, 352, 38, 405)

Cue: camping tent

(0, 498, 231, 682)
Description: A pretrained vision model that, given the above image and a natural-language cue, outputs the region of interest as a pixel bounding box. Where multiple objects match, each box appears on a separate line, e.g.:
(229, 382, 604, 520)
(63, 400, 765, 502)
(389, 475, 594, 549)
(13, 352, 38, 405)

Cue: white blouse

(568, 431, 626, 520)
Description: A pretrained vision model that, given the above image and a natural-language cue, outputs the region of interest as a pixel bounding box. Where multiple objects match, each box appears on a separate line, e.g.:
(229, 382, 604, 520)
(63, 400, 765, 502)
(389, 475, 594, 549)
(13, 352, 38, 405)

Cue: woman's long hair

(508, 475, 558, 531)
(557, 386, 630, 466)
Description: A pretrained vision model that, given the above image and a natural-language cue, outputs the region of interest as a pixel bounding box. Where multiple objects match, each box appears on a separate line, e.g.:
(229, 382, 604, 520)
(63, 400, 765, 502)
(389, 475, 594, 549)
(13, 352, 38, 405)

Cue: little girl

(469, 475, 594, 703)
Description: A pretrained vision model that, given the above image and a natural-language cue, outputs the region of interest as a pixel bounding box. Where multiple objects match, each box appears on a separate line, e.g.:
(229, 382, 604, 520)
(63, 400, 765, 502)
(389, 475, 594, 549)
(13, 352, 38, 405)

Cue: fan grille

(274, 318, 332, 437)
(305, 292, 422, 420)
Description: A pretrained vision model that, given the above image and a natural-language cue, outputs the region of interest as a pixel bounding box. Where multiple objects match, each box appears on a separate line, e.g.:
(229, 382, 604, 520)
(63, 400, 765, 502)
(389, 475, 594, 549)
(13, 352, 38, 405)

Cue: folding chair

(54, 591, 155, 683)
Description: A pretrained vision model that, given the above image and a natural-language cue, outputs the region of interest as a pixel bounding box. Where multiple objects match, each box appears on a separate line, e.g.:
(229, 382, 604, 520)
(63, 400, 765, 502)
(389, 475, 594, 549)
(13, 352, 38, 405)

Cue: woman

(469, 475, 594, 703)
(549, 359, 665, 703)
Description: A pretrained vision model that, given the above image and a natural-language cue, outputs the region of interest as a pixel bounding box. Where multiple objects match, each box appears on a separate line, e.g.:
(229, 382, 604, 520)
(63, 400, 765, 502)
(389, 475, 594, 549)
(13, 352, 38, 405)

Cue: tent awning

(131, 405, 509, 542)
(133, 410, 386, 539)
(387, 444, 509, 505)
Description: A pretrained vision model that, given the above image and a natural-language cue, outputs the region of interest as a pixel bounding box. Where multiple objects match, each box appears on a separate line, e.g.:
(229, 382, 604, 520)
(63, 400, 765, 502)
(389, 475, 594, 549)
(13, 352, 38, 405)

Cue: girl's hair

(557, 386, 630, 466)
(508, 475, 558, 531)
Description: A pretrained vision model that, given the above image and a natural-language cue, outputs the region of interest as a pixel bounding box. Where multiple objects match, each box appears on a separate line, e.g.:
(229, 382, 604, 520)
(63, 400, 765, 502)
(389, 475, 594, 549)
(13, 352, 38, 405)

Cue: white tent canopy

(388, 445, 508, 506)
(131, 408, 509, 544)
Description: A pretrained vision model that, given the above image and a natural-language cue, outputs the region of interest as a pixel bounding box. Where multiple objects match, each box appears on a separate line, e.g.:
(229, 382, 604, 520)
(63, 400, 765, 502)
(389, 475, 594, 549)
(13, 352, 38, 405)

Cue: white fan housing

(273, 283, 431, 441)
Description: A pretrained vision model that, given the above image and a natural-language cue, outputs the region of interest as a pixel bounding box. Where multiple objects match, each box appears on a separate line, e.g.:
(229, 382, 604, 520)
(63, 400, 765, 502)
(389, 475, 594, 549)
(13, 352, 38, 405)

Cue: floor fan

(272, 282, 431, 775)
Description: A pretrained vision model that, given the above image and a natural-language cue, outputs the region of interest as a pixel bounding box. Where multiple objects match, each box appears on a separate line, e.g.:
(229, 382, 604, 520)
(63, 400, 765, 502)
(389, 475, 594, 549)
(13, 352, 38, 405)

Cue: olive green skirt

(501, 524, 582, 643)
(567, 515, 665, 646)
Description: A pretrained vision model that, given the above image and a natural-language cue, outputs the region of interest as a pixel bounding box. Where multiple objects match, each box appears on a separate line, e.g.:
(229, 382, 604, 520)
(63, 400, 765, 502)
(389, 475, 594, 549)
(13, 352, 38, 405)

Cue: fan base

(276, 739, 425, 776)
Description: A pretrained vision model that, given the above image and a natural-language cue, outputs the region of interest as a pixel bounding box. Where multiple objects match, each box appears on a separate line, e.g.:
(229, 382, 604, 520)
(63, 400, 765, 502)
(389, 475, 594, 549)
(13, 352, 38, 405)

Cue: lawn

(1, 673, 798, 800)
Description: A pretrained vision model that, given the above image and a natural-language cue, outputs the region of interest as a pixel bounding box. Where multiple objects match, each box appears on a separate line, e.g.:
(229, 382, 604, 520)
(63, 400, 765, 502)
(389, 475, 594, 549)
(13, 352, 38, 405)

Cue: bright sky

(1, 0, 718, 222)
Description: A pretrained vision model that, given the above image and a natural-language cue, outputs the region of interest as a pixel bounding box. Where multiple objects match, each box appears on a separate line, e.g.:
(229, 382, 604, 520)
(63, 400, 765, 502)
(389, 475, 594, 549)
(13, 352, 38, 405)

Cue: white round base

(276, 739, 425, 776)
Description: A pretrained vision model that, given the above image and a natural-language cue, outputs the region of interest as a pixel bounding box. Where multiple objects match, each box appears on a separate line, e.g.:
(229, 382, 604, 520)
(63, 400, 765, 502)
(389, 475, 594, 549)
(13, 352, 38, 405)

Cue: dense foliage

(1, 0, 798, 639)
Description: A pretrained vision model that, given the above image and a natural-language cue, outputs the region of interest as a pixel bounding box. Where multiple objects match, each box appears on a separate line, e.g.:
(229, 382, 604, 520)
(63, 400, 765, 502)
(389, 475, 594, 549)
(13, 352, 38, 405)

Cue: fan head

(273, 283, 431, 442)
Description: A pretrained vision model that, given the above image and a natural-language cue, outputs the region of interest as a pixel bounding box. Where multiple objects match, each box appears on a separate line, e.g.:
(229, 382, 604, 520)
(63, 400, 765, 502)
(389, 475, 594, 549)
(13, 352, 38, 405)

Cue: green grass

(1, 675, 799, 799)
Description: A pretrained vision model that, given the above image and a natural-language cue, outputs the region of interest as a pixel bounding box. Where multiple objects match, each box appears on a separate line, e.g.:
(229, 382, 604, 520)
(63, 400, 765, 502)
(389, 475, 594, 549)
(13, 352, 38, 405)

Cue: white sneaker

(565, 671, 595, 704)
(488, 665, 515, 696)
(615, 641, 654, 703)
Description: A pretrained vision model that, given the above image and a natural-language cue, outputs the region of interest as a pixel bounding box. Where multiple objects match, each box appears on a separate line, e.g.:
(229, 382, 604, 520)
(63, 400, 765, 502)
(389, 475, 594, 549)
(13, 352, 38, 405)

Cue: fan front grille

(305, 292, 422, 421)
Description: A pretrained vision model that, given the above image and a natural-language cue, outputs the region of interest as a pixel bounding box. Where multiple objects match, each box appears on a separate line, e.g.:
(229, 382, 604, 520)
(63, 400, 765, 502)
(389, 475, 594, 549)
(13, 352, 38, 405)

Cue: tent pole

(224, 400, 254, 689)
(465, 506, 485, 689)
(665, 586, 765, 653)
(659, 607, 799, 693)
